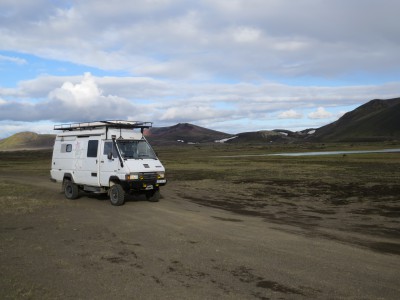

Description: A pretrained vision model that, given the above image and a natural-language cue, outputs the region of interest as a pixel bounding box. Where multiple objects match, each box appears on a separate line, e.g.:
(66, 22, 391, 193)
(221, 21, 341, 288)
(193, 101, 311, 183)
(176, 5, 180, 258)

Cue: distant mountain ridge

(312, 97, 400, 142)
(1, 97, 399, 149)
(145, 123, 231, 144)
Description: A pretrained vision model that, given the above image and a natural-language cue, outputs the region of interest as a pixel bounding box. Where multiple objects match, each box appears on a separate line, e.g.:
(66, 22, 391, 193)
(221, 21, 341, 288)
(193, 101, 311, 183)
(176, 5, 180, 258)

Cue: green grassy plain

(1, 143, 399, 249)
(157, 142, 400, 183)
(0, 149, 52, 175)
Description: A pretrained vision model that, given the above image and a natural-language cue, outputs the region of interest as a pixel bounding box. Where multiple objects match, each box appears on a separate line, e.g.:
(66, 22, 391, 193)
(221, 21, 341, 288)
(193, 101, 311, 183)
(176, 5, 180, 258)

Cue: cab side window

(103, 141, 118, 158)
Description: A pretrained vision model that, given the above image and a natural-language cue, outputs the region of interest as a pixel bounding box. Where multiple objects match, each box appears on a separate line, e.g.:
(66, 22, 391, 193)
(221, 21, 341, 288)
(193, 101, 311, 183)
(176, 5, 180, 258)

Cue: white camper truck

(50, 120, 167, 206)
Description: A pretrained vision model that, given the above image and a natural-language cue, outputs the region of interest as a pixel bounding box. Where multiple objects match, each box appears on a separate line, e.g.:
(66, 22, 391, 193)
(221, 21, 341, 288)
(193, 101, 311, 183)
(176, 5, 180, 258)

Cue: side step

(83, 185, 107, 193)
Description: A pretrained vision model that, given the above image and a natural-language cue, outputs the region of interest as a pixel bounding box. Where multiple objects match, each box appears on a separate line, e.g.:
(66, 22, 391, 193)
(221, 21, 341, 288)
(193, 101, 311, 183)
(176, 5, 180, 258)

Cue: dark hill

(312, 97, 400, 142)
(145, 123, 231, 144)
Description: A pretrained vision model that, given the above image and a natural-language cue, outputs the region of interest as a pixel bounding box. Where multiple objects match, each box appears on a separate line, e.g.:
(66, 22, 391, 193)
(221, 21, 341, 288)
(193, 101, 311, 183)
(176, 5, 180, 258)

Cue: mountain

(312, 97, 400, 142)
(145, 123, 231, 145)
(0, 132, 55, 150)
(2, 97, 399, 149)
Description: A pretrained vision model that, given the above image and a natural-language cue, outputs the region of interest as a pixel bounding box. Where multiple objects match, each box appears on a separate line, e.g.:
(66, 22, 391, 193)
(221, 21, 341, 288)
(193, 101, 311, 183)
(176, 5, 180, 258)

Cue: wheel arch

(63, 173, 74, 183)
(108, 176, 121, 187)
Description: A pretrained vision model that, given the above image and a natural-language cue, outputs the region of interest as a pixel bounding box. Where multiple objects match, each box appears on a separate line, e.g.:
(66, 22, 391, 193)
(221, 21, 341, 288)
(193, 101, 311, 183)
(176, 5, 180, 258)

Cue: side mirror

(107, 152, 113, 160)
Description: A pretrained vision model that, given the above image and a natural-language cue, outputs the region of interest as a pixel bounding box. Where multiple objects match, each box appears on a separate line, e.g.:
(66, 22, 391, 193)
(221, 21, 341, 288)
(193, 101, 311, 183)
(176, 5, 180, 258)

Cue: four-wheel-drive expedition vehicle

(50, 120, 167, 206)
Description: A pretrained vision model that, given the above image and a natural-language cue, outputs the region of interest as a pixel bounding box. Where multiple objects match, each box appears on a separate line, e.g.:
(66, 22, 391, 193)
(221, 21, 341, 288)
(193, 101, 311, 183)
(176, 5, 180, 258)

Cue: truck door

(74, 136, 100, 186)
(99, 141, 120, 186)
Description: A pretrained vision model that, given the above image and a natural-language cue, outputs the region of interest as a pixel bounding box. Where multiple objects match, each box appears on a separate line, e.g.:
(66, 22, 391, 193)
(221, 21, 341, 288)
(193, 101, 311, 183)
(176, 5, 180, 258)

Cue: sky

(1, 0, 399, 138)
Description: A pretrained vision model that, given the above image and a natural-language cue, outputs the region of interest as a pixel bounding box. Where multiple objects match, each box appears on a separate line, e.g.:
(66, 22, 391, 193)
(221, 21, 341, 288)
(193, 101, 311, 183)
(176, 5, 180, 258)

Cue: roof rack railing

(54, 120, 153, 131)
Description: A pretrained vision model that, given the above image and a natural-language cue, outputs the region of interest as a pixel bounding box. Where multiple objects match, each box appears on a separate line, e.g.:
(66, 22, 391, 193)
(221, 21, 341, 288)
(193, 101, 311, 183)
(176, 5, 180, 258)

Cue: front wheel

(109, 184, 125, 206)
(146, 189, 160, 202)
(64, 180, 79, 199)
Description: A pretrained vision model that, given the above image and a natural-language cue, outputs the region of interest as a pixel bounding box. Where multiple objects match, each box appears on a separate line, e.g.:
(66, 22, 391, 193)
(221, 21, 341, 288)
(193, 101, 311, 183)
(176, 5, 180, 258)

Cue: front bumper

(122, 178, 167, 191)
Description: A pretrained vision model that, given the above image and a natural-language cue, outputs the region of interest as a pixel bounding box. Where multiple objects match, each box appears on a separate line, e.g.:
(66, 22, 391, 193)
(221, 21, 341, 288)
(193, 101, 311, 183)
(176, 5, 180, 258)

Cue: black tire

(64, 179, 79, 199)
(110, 184, 125, 206)
(146, 189, 160, 202)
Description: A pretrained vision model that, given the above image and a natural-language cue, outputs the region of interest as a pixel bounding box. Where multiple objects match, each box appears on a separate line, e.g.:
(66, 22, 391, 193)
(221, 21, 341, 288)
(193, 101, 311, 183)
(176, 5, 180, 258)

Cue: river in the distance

(217, 148, 400, 158)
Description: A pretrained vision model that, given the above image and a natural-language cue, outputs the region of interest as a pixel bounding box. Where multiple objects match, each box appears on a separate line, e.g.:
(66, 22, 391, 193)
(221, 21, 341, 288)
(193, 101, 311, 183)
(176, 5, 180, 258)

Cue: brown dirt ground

(1, 171, 400, 299)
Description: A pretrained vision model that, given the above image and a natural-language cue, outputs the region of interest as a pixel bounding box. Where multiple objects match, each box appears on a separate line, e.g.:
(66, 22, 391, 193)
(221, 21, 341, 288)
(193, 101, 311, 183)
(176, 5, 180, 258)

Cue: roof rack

(54, 120, 153, 131)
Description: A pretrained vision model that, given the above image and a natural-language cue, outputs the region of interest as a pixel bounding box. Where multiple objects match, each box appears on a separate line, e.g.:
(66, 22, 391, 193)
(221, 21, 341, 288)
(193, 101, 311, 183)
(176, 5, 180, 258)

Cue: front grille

(140, 172, 157, 180)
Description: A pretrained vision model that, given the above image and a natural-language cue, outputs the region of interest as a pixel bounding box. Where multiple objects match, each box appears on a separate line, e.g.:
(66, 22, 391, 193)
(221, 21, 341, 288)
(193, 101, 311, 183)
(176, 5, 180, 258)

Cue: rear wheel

(110, 184, 125, 206)
(64, 179, 79, 199)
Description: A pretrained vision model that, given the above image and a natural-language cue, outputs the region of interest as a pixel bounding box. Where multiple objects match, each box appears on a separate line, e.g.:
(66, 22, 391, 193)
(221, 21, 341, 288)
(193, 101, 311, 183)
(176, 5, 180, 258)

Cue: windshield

(116, 140, 157, 160)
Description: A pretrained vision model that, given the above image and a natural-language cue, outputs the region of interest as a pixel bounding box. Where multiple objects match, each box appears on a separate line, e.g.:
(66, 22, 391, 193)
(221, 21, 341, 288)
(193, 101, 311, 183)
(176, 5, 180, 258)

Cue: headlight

(126, 173, 139, 180)
(157, 172, 165, 179)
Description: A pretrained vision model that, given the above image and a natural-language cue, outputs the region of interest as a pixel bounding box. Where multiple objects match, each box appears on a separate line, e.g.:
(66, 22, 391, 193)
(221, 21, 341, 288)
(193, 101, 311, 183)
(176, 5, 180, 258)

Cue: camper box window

(61, 144, 72, 153)
(87, 140, 99, 157)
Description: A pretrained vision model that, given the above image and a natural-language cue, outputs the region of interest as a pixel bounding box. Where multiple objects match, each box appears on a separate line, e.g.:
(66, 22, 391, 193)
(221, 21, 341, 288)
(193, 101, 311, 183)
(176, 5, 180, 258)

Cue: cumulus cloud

(0, 121, 54, 138)
(232, 26, 261, 43)
(0, 73, 399, 128)
(308, 107, 333, 119)
(0, 1, 399, 138)
(160, 104, 231, 123)
(1, 0, 399, 79)
(45, 74, 139, 122)
(278, 109, 302, 119)
(0, 73, 137, 122)
(49, 73, 104, 107)
(0, 54, 27, 65)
